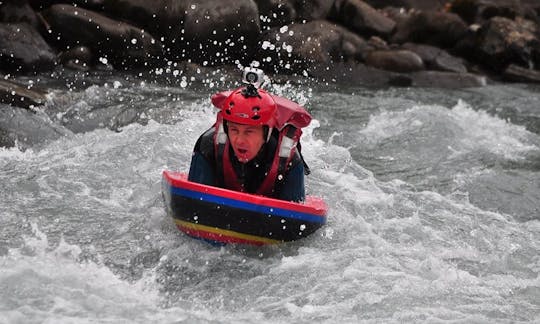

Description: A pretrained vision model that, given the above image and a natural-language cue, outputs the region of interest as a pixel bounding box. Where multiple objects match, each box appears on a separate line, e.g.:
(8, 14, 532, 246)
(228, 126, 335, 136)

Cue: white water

(1, 81, 539, 323)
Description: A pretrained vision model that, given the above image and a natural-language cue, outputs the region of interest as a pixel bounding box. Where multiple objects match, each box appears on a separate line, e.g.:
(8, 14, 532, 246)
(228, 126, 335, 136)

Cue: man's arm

(188, 151, 217, 186)
(278, 162, 305, 202)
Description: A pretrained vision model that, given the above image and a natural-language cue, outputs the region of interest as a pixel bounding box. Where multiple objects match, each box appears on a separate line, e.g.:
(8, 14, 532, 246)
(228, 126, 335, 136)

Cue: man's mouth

(238, 148, 248, 154)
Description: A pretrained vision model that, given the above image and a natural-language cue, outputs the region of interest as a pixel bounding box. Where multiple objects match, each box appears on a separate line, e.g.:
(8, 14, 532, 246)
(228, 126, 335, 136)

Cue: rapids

(1, 71, 539, 323)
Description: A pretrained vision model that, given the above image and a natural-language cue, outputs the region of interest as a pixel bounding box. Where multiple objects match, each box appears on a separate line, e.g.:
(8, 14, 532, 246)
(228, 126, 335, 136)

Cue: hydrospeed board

(162, 171, 328, 245)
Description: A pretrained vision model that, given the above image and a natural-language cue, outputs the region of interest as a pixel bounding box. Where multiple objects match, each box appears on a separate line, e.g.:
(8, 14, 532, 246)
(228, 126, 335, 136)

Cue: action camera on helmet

(242, 67, 265, 89)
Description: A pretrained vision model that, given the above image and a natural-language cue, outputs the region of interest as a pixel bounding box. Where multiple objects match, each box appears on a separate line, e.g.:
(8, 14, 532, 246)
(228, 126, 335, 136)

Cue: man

(188, 82, 309, 202)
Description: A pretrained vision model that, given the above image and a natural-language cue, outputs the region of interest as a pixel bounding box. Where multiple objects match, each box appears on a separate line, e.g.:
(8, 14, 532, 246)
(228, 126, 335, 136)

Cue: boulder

(0, 79, 48, 109)
(309, 61, 407, 87)
(0, 0, 40, 29)
(449, 0, 526, 24)
(28, 0, 105, 11)
(363, 0, 447, 12)
(255, 0, 334, 28)
(503, 64, 540, 83)
(330, 0, 396, 37)
(42, 4, 164, 69)
(101, 0, 185, 36)
(182, 0, 260, 64)
(255, 0, 296, 28)
(364, 49, 424, 72)
(410, 70, 487, 88)
(392, 10, 469, 48)
(0, 22, 56, 73)
(58, 46, 94, 71)
(256, 20, 370, 74)
(102, 0, 260, 64)
(401, 42, 467, 73)
(475, 16, 538, 71)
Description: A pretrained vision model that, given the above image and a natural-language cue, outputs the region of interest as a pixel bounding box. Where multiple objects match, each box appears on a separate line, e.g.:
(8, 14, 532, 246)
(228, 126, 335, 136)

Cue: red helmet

(218, 87, 278, 128)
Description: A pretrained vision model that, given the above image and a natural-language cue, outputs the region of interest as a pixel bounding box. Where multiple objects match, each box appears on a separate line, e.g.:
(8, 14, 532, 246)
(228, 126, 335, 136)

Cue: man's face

(227, 122, 265, 163)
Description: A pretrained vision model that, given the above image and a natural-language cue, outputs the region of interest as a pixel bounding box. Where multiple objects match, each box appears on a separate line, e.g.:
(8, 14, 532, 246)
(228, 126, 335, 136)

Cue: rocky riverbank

(1, 0, 540, 108)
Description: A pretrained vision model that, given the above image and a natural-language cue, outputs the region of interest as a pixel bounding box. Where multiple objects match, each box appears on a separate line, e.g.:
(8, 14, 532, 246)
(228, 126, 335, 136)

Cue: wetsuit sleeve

(188, 151, 216, 186)
(188, 129, 217, 186)
(278, 162, 305, 202)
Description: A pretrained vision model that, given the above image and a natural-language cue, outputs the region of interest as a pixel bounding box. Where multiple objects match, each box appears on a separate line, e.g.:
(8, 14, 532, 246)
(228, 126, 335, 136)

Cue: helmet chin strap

(266, 127, 273, 142)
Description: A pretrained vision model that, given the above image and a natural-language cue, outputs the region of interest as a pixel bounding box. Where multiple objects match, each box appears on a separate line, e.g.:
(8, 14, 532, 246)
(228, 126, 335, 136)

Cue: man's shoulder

(194, 127, 215, 159)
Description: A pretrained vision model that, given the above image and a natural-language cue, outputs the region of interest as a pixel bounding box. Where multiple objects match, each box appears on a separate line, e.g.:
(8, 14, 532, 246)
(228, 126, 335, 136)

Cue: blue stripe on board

(169, 185, 326, 224)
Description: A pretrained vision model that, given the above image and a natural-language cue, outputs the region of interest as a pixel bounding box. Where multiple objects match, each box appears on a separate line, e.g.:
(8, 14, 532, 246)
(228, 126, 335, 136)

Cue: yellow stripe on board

(174, 219, 280, 245)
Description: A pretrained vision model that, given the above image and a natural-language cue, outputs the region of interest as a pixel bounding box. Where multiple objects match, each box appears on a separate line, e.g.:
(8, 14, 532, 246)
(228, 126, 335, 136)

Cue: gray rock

(58, 46, 94, 71)
(255, 0, 334, 28)
(365, 49, 424, 72)
(503, 64, 540, 83)
(256, 20, 369, 73)
(475, 16, 538, 71)
(0, 79, 47, 109)
(102, 0, 260, 64)
(450, 0, 526, 24)
(182, 0, 260, 63)
(402, 42, 467, 73)
(0, 0, 40, 29)
(331, 0, 396, 37)
(363, 0, 447, 12)
(42, 4, 164, 69)
(392, 10, 469, 48)
(0, 22, 56, 73)
(309, 62, 406, 87)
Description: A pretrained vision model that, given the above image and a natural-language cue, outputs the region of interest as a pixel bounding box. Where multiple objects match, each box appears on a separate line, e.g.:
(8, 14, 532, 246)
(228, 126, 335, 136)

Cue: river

(1, 69, 539, 323)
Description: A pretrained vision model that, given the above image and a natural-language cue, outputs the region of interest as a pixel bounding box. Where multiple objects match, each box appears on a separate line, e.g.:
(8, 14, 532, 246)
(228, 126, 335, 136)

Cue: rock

(331, 0, 396, 37)
(410, 70, 487, 88)
(0, 22, 56, 73)
(255, 0, 334, 28)
(0, 80, 45, 109)
(521, 0, 540, 18)
(364, 49, 424, 72)
(255, 0, 296, 28)
(58, 46, 94, 71)
(256, 20, 370, 74)
(0, 79, 48, 109)
(401, 42, 467, 73)
(364, 0, 447, 12)
(182, 0, 260, 64)
(449, 0, 525, 24)
(102, 0, 260, 65)
(503, 64, 540, 83)
(28, 0, 105, 11)
(475, 16, 538, 71)
(309, 61, 406, 87)
(42, 4, 164, 69)
(392, 10, 469, 48)
(0, 0, 40, 29)
(101, 0, 181, 35)
(367, 36, 390, 50)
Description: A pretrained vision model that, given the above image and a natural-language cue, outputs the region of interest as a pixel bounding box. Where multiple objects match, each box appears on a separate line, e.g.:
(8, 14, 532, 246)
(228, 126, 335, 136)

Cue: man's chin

(236, 154, 251, 163)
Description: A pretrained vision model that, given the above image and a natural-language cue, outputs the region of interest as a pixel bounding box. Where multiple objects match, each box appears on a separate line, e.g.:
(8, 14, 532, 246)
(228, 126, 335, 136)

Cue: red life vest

(211, 91, 312, 196)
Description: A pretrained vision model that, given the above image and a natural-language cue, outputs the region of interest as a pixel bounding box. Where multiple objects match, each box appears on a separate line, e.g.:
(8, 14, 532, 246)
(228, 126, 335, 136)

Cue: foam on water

(1, 83, 539, 323)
